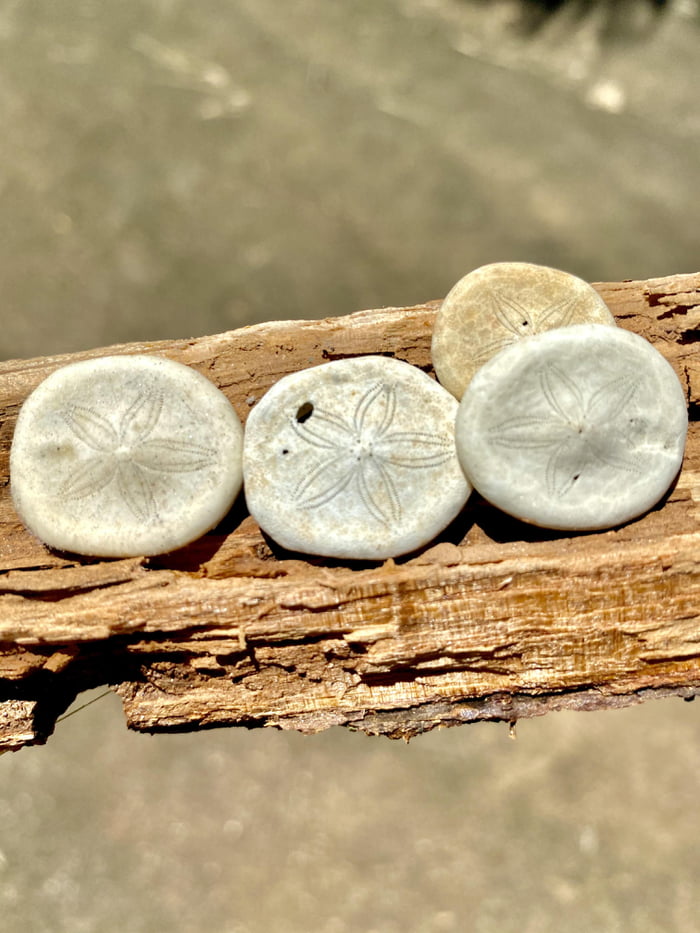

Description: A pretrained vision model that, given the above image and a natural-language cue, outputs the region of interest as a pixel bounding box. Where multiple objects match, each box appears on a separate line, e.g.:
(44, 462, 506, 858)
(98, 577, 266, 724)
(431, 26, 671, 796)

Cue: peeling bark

(1, 273, 699, 751)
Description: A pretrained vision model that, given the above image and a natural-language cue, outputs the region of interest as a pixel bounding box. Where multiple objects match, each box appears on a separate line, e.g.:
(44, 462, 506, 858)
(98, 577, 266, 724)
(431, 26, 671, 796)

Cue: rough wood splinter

(1, 271, 699, 752)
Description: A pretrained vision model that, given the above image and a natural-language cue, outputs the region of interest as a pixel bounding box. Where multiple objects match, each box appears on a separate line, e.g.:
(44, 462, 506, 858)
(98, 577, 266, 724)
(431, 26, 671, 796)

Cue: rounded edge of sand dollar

(243, 355, 471, 559)
(10, 354, 244, 556)
(455, 324, 687, 531)
(432, 262, 616, 400)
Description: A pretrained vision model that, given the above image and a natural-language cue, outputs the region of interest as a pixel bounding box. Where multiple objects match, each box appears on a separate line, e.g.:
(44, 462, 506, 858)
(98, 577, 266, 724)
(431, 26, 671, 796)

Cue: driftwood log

(1, 272, 699, 752)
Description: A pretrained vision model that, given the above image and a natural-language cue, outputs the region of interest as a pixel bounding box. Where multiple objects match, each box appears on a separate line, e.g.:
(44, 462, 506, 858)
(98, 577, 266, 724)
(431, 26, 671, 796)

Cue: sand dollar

(10, 355, 243, 556)
(455, 324, 687, 531)
(243, 356, 471, 559)
(432, 262, 616, 399)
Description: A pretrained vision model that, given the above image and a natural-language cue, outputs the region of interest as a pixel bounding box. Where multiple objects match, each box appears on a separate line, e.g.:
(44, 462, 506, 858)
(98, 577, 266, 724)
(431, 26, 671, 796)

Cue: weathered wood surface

(1, 272, 699, 751)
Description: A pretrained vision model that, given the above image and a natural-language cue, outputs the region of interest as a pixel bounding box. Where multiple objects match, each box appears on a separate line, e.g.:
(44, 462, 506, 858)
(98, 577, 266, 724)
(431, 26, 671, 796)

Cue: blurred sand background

(1, 1, 700, 930)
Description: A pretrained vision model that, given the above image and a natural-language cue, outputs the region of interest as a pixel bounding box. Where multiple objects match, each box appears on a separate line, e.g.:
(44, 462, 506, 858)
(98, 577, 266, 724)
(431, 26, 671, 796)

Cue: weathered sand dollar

(10, 355, 243, 556)
(432, 262, 616, 399)
(456, 324, 687, 531)
(243, 356, 471, 559)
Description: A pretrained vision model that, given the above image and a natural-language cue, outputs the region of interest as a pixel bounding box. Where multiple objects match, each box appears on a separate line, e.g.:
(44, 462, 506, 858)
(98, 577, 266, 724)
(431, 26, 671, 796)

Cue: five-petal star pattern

(59, 392, 216, 522)
(291, 382, 454, 525)
(473, 290, 579, 364)
(488, 365, 642, 496)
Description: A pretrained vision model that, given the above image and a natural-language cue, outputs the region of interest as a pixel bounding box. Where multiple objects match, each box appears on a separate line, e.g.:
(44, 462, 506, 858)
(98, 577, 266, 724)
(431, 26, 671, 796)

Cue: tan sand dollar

(10, 355, 244, 556)
(432, 262, 616, 399)
(455, 324, 688, 531)
(243, 356, 471, 559)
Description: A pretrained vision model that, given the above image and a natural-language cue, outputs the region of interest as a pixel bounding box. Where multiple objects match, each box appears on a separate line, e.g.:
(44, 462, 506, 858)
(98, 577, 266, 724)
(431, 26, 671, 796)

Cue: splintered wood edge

(0, 272, 699, 750)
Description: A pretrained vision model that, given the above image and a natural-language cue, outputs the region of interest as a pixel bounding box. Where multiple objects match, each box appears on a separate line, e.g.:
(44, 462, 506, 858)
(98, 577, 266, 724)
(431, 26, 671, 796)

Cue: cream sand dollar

(456, 325, 687, 531)
(10, 355, 244, 556)
(243, 356, 471, 559)
(432, 262, 616, 399)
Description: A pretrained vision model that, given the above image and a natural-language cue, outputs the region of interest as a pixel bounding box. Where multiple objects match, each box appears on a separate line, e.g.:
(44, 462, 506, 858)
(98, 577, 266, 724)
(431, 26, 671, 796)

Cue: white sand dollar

(456, 325, 687, 531)
(10, 355, 244, 556)
(432, 262, 616, 399)
(243, 356, 471, 559)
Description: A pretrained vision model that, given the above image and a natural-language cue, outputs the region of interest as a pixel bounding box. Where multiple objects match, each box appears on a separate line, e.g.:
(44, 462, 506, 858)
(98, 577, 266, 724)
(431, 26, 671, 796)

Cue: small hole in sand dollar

(296, 402, 314, 423)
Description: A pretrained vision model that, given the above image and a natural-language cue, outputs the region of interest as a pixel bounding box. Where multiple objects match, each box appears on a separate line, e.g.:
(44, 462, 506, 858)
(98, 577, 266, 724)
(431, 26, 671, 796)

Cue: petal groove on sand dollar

(431, 262, 616, 399)
(243, 356, 471, 559)
(10, 355, 244, 556)
(455, 324, 688, 531)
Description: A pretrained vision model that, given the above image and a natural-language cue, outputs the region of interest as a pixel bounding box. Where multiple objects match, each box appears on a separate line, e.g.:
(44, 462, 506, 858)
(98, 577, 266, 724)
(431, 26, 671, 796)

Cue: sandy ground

(1, 1, 699, 930)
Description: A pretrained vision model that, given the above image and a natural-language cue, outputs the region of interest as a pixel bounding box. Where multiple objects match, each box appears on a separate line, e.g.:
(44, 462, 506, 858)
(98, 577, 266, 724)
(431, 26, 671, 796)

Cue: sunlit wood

(1, 272, 698, 750)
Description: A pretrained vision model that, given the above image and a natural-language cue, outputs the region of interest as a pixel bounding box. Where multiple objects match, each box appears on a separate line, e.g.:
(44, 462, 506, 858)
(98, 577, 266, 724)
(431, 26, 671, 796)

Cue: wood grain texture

(1, 272, 699, 751)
